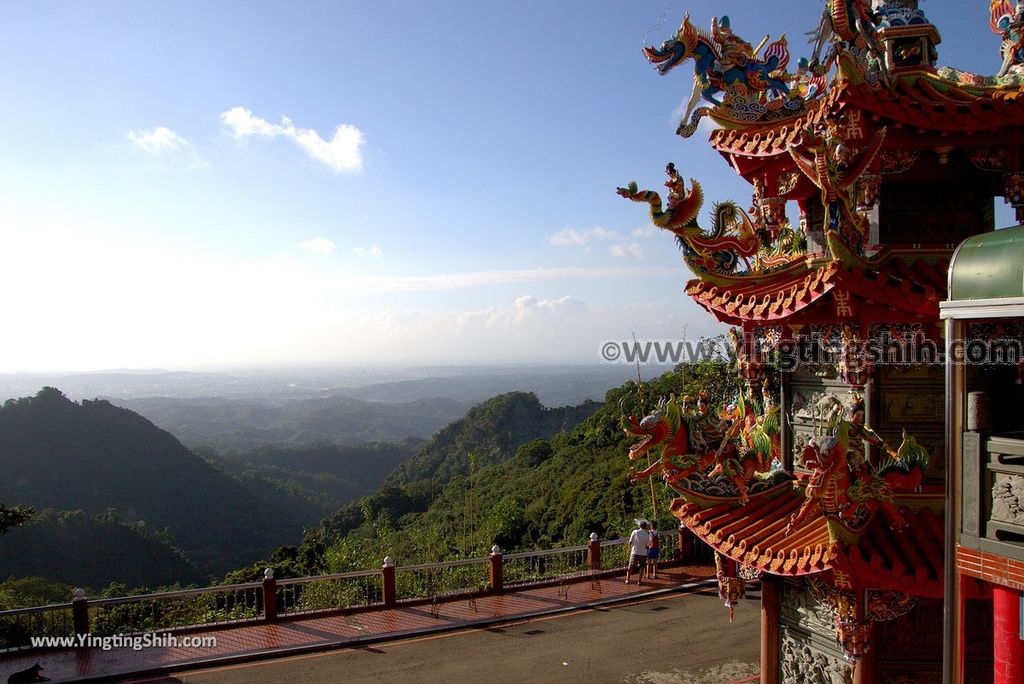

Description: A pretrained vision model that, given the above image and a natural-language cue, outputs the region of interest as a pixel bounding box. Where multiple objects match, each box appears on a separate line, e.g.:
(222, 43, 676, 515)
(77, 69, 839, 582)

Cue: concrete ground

(141, 587, 761, 684)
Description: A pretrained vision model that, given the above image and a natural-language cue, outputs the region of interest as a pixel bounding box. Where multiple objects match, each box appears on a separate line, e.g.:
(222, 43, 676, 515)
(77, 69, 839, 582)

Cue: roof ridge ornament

(642, 12, 809, 138)
(616, 163, 806, 282)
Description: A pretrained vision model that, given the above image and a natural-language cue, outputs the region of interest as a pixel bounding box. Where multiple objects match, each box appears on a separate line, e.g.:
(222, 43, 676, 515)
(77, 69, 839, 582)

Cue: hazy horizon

(0, 362, 680, 405)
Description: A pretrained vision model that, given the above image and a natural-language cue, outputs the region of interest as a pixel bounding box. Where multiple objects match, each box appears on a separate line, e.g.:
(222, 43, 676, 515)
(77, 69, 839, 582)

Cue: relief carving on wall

(991, 474, 1024, 526)
(781, 580, 836, 636)
(793, 391, 845, 427)
(780, 634, 853, 684)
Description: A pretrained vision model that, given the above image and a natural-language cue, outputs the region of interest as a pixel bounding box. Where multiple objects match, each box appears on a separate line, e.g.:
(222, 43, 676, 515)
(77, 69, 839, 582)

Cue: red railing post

(72, 588, 89, 636)
(382, 556, 396, 607)
(263, 568, 278, 622)
(489, 545, 503, 593)
(588, 533, 602, 571)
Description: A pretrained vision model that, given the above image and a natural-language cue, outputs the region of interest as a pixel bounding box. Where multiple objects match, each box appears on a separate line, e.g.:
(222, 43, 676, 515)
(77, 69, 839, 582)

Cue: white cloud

(548, 226, 618, 248)
(352, 244, 383, 258)
(126, 126, 205, 167)
(297, 237, 337, 254)
(631, 226, 659, 238)
(220, 106, 364, 172)
(609, 242, 644, 259)
(550, 225, 652, 258)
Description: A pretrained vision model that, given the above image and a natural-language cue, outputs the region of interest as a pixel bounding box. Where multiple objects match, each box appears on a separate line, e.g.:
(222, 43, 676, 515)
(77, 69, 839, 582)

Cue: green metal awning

(948, 225, 1024, 301)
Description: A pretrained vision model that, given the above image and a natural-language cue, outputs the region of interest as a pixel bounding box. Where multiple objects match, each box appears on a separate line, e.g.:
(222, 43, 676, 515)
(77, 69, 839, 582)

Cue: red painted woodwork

(993, 585, 1024, 684)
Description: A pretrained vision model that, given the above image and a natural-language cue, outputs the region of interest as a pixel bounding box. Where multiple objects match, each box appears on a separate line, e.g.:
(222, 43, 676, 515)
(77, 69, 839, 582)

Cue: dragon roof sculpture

(643, 13, 808, 138)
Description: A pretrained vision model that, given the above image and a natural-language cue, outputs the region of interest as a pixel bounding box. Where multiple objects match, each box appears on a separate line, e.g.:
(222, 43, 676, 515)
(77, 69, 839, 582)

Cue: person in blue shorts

(647, 525, 661, 580)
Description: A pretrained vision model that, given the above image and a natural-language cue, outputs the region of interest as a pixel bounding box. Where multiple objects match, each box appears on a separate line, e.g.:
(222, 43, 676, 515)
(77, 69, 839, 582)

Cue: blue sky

(0, 1, 1013, 371)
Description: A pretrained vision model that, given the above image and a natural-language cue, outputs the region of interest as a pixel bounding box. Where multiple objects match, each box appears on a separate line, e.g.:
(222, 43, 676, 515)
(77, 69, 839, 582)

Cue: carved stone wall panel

(780, 579, 837, 636)
(788, 368, 852, 471)
(878, 390, 944, 426)
(778, 580, 855, 682)
(990, 473, 1024, 526)
(779, 627, 853, 684)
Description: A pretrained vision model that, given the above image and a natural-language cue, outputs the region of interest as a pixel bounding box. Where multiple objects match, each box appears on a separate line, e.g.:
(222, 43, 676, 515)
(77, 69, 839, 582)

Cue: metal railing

(277, 570, 382, 616)
(503, 545, 591, 586)
(0, 532, 694, 652)
(89, 583, 263, 636)
(0, 603, 74, 650)
(395, 558, 490, 602)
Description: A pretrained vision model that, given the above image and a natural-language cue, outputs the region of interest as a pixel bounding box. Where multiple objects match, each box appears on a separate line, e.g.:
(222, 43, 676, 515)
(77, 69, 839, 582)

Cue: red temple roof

(685, 254, 949, 326)
(710, 75, 1024, 162)
(672, 487, 945, 598)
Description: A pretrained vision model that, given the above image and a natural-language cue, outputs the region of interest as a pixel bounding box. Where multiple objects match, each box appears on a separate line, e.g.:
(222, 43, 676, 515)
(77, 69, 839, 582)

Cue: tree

(0, 503, 34, 534)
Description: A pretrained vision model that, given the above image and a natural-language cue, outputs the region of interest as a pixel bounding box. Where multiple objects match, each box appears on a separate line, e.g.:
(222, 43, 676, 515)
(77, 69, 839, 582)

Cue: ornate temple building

(620, 2, 1024, 682)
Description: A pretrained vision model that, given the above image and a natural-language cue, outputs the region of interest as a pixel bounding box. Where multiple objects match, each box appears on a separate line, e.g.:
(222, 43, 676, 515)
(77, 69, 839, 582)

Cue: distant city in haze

(0, 364, 677, 408)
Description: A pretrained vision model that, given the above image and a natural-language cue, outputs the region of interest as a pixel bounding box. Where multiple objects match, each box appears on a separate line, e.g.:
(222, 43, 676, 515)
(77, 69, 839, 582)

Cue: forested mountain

(0, 388, 301, 577)
(283, 363, 738, 577)
(385, 392, 600, 487)
(0, 510, 205, 588)
(0, 365, 734, 596)
(202, 441, 419, 526)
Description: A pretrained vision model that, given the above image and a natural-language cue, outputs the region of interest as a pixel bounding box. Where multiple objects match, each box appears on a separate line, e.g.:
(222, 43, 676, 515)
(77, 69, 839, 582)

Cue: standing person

(625, 519, 651, 585)
(647, 525, 660, 580)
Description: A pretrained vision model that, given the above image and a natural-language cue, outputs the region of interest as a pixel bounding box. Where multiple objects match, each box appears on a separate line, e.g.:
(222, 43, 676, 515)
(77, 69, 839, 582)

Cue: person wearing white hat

(625, 519, 651, 585)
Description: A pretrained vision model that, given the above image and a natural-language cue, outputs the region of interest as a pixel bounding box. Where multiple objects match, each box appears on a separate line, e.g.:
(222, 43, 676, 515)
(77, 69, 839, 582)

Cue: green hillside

(385, 392, 600, 486)
(284, 364, 737, 576)
(202, 440, 419, 525)
(0, 510, 205, 588)
(0, 388, 302, 577)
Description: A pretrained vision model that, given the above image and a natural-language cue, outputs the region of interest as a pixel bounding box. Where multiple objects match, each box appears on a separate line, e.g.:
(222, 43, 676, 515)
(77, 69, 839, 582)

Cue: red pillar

(262, 568, 278, 622)
(957, 573, 968, 684)
(489, 546, 503, 593)
(760, 576, 780, 684)
(382, 557, 396, 607)
(72, 588, 89, 636)
(852, 590, 876, 684)
(678, 525, 694, 563)
(851, 625, 876, 684)
(993, 584, 1024, 684)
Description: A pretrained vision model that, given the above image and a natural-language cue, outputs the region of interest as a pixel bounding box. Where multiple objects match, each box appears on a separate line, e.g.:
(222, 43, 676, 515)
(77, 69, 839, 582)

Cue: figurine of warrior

(993, 1, 1024, 76)
(711, 16, 754, 73)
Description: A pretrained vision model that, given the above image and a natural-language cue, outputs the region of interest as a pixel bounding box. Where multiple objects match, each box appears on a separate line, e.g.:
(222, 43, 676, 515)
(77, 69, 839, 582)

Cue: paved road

(144, 587, 760, 684)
